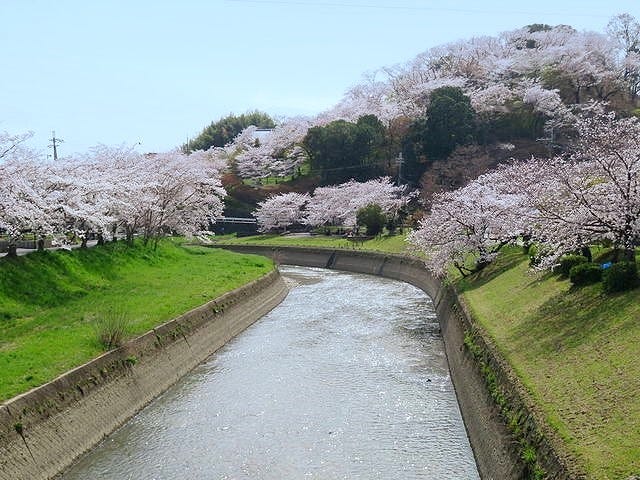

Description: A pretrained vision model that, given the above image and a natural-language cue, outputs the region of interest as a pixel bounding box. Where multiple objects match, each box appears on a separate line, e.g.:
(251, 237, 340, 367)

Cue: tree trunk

(7, 244, 17, 257)
(37, 237, 45, 251)
(622, 248, 636, 263)
(97, 233, 105, 246)
(613, 248, 636, 263)
(124, 225, 135, 246)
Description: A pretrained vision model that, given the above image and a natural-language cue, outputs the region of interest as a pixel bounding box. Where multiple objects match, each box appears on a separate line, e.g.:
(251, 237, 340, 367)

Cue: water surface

(61, 266, 479, 479)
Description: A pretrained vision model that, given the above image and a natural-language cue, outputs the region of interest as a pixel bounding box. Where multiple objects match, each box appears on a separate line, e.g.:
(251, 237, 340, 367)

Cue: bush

(557, 255, 588, 277)
(356, 203, 387, 236)
(602, 262, 639, 293)
(569, 263, 602, 286)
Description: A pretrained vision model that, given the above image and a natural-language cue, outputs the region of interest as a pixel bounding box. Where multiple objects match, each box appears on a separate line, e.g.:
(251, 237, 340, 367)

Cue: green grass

(212, 232, 410, 254)
(0, 239, 273, 401)
(457, 247, 640, 479)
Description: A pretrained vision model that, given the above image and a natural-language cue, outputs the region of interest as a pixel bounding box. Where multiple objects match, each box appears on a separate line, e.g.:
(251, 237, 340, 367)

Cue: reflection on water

(61, 266, 479, 479)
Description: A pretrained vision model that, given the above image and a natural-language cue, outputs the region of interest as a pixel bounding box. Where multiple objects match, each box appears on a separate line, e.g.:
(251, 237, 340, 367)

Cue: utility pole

(49, 130, 63, 160)
(395, 152, 404, 186)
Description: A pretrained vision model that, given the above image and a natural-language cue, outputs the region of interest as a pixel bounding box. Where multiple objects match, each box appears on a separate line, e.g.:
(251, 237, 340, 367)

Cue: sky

(1, 0, 639, 158)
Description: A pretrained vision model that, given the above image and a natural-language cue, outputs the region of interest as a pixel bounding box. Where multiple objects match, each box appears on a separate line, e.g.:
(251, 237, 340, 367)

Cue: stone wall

(0, 270, 288, 480)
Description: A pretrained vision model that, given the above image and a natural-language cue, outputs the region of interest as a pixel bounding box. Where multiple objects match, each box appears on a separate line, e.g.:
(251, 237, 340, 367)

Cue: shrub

(356, 204, 387, 236)
(557, 255, 588, 277)
(569, 263, 602, 286)
(602, 262, 639, 293)
(92, 309, 132, 350)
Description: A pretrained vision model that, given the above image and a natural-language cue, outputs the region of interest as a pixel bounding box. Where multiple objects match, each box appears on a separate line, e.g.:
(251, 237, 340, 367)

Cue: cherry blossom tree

(410, 104, 640, 274)
(304, 177, 412, 228)
(254, 192, 309, 232)
(251, 178, 413, 233)
(232, 118, 311, 180)
(407, 173, 525, 276)
(607, 13, 640, 97)
(0, 159, 51, 256)
(139, 150, 226, 245)
(38, 157, 114, 247)
(0, 131, 34, 161)
(524, 106, 640, 265)
(0, 132, 50, 256)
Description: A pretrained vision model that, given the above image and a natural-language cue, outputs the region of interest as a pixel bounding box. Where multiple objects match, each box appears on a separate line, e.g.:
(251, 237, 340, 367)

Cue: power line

(223, 0, 612, 18)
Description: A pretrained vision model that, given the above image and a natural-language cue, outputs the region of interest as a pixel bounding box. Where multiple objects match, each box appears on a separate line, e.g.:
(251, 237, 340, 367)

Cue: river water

(61, 266, 479, 479)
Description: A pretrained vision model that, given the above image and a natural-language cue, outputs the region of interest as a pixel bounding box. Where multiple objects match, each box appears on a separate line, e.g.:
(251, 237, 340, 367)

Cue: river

(61, 266, 479, 479)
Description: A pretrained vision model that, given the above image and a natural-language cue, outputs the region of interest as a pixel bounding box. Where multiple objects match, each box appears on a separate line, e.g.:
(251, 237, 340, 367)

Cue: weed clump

(92, 309, 132, 350)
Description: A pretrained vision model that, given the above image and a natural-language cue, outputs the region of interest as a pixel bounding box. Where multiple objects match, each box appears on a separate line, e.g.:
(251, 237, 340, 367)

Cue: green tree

(356, 203, 387, 236)
(423, 86, 476, 160)
(302, 115, 386, 185)
(185, 111, 275, 152)
(401, 87, 476, 184)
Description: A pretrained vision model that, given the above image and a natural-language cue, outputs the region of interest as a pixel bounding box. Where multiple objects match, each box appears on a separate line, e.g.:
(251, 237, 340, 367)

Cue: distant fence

(212, 217, 258, 236)
(0, 238, 53, 253)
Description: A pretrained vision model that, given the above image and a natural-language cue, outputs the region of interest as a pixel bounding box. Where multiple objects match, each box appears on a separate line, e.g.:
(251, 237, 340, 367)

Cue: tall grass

(91, 308, 132, 350)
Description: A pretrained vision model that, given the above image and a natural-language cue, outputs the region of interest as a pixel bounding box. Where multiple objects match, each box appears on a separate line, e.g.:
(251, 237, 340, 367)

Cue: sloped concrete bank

(216, 245, 580, 480)
(0, 270, 288, 480)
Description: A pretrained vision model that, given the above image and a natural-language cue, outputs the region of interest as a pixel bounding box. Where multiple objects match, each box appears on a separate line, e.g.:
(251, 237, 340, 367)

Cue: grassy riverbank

(0, 240, 273, 401)
(457, 248, 640, 479)
(212, 232, 410, 254)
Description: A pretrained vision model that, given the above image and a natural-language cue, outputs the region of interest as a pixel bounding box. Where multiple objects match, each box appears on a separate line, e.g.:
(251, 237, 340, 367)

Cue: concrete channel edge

(215, 245, 583, 480)
(0, 268, 289, 480)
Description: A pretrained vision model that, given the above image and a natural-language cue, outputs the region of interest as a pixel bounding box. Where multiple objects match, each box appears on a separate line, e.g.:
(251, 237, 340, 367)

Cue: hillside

(457, 248, 640, 479)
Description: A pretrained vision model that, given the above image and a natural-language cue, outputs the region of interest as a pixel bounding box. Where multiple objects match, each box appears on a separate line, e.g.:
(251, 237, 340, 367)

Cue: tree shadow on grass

(0, 245, 125, 310)
(456, 248, 528, 292)
(508, 284, 640, 356)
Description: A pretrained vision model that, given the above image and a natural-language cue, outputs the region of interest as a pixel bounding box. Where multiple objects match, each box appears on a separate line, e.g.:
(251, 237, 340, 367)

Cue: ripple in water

(61, 266, 479, 479)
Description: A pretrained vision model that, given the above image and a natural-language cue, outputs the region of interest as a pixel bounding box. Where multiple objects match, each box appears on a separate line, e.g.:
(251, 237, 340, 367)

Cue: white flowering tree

(0, 142, 227, 251)
(141, 150, 226, 245)
(305, 177, 412, 229)
(233, 118, 311, 180)
(0, 159, 52, 255)
(254, 192, 309, 232)
(252, 178, 413, 233)
(0, 132, 52, 255)
(607, 13, 640, 98)
(408, 174, 525, 276)
(409, 104, 640, 274)
(521, 107, 640, 266)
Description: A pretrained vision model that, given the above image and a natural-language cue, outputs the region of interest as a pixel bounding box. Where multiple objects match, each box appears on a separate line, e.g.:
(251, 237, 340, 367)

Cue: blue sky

(1, 0, 639, 157)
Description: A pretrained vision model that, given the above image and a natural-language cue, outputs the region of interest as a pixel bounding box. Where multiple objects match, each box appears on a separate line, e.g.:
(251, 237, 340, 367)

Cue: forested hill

(186, 14, 640, 215)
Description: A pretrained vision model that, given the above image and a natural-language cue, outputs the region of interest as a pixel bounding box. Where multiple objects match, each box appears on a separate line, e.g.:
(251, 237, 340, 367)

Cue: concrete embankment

(0, 270, 288, 480)
(216, 245, 578, 480)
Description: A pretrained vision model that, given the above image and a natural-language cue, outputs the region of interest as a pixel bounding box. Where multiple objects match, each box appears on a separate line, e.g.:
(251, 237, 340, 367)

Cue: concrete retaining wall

(0, 269, 288, 480)
(217, 245, 579, 480)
